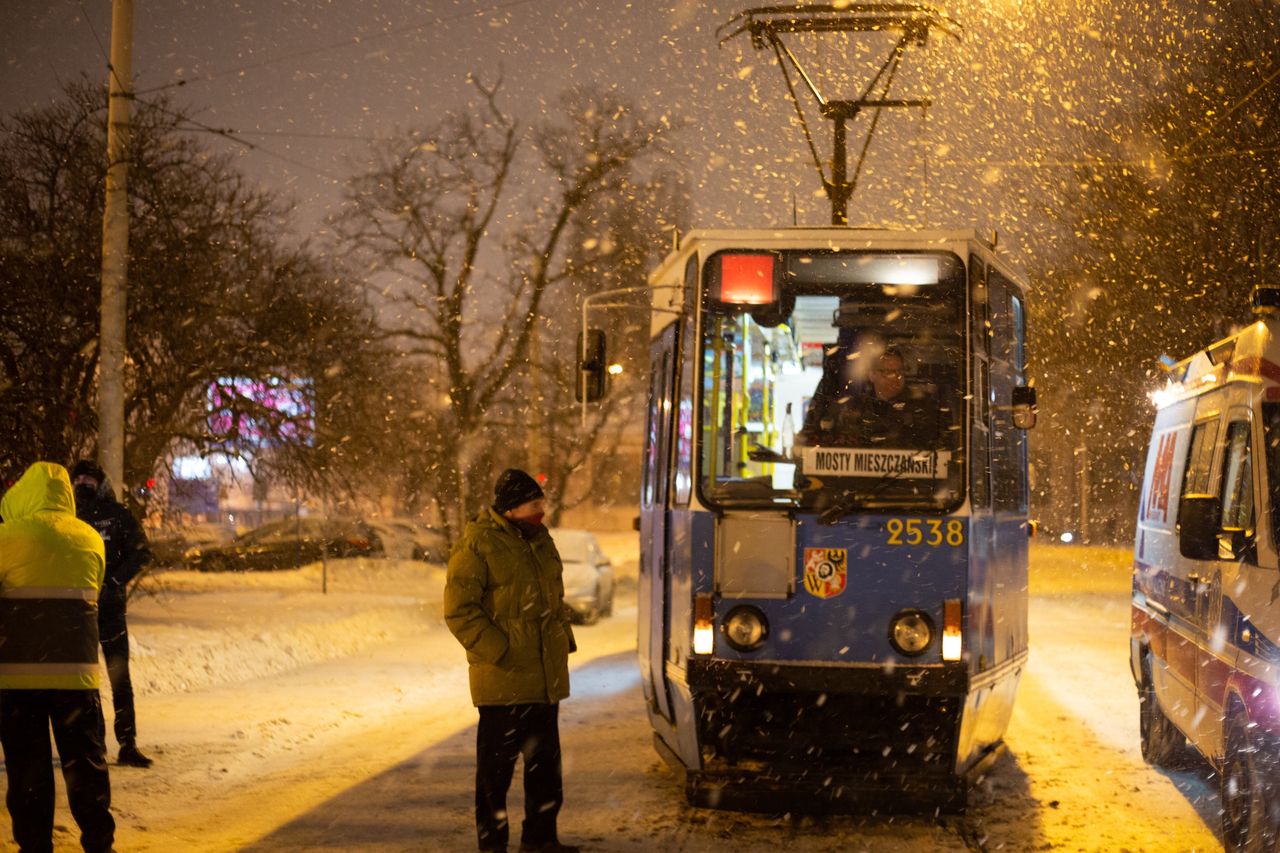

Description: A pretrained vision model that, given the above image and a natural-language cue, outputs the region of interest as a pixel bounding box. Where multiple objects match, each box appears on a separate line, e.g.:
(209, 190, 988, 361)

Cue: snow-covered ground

(4, 540, 1225, 852)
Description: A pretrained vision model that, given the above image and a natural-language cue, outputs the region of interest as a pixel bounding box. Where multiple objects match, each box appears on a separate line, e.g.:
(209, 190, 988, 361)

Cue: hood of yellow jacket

(1, 462, 76, 522)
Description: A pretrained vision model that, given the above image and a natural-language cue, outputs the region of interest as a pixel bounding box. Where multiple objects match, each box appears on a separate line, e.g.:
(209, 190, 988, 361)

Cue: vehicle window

(1220, 420, 1253, 530)
(673, 256, 698, 506)
(1260, 403, 1280, 547)
(1010, 292, 1026, 375)
(1182, 418, 1220, 496)
(698, 250, 966, 513)
(989, 271, 1027, 515)
(642, 346, 672, 509)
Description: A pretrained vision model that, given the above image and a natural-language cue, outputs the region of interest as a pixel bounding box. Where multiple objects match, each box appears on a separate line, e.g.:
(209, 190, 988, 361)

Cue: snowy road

(11, 545, 1225, 852)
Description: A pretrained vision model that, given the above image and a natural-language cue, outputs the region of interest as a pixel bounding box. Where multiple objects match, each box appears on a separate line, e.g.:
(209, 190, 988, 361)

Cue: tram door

(640, 323, 678, 722)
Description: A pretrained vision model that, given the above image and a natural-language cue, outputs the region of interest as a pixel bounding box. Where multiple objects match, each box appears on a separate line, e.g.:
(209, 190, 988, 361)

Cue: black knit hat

(70, 459, 106, 484)
(493, 468, 544, 514)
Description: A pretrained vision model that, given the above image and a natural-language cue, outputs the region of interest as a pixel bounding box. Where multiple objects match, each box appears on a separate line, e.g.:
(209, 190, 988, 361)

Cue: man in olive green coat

(445, 469, 578, 853)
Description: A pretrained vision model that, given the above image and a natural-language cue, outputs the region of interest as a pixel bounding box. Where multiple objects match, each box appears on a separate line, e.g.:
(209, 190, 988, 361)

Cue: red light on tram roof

(718, 254, 776, 305)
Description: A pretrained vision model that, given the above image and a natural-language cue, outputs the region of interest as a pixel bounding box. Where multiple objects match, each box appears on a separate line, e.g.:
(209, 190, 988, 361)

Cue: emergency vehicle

(1132, 284, 1280, 850)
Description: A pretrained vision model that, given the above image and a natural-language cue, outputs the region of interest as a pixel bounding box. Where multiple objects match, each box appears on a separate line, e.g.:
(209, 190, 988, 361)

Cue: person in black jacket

(800, 348, 941, 449)
(71, 459, 154, 768)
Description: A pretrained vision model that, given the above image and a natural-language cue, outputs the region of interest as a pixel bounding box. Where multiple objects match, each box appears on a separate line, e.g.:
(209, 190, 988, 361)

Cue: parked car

(550, 528, 614, 625)
(185, 516, 383, 571)
(366, 517, 449, 563)
(148, 521, 237, 568)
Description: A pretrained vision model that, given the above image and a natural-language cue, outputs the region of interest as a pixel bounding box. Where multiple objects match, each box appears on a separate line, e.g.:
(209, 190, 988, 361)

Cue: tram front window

(699, 250, 967, 513)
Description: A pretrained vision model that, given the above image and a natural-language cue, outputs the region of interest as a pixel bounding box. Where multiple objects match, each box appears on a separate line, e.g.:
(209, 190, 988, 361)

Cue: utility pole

(99, 0, 133, 499)
(1075, 444, 1091, 544)
(528, 322, 543, 475)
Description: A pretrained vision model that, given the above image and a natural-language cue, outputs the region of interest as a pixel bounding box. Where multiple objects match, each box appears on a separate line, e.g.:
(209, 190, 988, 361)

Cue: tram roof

(644, 226, 1028, 336)
(648, 226, 1024, 285)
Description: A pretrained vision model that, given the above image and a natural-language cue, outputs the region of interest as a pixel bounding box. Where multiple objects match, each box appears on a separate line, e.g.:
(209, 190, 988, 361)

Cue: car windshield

(699, 250, 967, 513)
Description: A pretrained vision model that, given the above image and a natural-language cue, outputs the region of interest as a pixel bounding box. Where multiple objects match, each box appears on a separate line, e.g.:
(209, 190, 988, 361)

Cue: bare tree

(335, 78, 672, 538)
(0, 81, 388, 499)
(1025, 0, 1280, 541)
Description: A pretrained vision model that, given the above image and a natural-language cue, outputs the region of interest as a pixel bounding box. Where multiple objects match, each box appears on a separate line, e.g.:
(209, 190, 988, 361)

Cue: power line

(1177, 62, 1280, 156)
(75, 0, 130, 101)
(133, 0, 542, 97)
(75, 0, 110, 67)
(934, 143, 1280, 171)
(138, 96, 347, 184)
(177, 126, 400, 144)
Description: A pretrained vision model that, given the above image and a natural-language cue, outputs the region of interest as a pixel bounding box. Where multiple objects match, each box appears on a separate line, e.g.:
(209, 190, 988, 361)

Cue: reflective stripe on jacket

(444, 507, 573, 706)
(0, 463, 105, 690)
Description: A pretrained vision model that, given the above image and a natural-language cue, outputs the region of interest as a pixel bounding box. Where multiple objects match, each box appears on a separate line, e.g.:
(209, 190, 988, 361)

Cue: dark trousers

(475, 703, 562, 851)
(99, 609, 136, 748)
(0, 689, 115, 853)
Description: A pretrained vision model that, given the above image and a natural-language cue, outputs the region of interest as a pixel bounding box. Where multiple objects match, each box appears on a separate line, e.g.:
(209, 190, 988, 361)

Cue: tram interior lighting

(694, 593, 715, 655)
(792, 254, 940, 287)
(717, 253, 776, 305)
(942, 598, 962, 662)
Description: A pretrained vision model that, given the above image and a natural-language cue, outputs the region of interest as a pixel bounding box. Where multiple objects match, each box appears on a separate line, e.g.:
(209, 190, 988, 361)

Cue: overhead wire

(132, 0, 543, 97)
(1176, 62, 1280, 157)
(137, 95, 348, 184)
(71, 0, 1280, 195)
(72, 0, 544, 186)
(76, 0, 130, 106)
(932, 143, 1280, 170)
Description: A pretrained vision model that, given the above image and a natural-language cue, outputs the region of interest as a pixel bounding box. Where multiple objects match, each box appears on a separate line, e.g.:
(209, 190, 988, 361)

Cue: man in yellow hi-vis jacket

(0, 462, 115, 853)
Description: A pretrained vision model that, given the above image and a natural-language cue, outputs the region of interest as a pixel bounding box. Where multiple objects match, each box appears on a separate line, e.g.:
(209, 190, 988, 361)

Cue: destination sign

(800, 448, 951, 479)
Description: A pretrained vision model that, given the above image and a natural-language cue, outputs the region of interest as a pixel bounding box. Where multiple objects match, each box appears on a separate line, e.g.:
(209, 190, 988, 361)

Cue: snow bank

(127, 558, 445, 696)
(123, 529, 638, 699)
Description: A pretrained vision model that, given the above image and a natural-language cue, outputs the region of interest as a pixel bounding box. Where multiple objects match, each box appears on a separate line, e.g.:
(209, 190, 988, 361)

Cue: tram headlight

(723, 605, 769, 652)
(888, 609, 935, 657)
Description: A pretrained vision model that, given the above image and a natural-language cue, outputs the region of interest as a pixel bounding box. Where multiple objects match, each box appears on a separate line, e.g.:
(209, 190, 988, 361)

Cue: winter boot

(117, 742, 153, 767)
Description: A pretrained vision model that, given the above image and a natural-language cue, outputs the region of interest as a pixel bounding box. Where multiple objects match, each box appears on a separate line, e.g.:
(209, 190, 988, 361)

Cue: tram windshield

(699, 250, 967, 513)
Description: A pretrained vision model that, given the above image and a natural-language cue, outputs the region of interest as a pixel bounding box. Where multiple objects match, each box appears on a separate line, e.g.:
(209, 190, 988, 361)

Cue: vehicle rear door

(1193, 406, 1252, 754)
(1162, 398, 1223, 736)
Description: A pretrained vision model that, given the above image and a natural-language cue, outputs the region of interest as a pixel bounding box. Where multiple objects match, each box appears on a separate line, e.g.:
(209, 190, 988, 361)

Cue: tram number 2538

(885, 518, 965, 547)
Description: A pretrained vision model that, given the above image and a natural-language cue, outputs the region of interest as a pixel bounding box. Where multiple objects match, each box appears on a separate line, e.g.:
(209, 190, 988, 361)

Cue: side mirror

(1217, 527, 1255, 562)
(1012, 385, 1037, 429)
(577, 328, 607, 403)
(1177, 494, 1222, 560)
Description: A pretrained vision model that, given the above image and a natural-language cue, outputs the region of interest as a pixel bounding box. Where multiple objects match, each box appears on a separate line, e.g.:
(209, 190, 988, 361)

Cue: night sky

(3, 0, 1201, 266)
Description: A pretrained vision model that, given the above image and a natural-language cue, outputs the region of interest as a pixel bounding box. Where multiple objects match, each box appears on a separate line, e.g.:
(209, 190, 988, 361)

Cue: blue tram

(632, 226, 1035, 811)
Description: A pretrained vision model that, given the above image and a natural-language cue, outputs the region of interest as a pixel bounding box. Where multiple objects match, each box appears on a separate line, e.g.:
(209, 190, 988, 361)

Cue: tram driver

(799, 345, 941, 449)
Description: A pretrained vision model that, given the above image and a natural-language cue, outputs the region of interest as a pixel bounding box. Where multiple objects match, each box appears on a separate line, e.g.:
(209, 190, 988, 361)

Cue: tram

(626, 228, 1035, 811)
(578, 4, 1037, 810)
